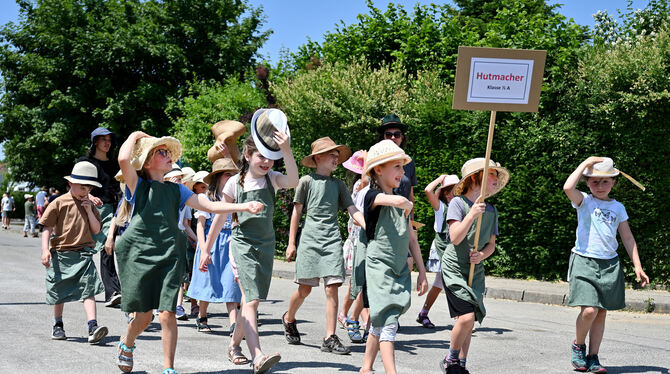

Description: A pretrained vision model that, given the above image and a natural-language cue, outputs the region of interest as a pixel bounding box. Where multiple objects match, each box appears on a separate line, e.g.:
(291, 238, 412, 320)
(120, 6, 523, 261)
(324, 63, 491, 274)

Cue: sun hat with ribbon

(452, 158, 509, 198)
(301, 137, 352, 168)
(376, 113, 408, 134)
(250, 108, 291, 160)
(181, 166, 196, 183)
(64, 161, 102, 188)
(583, 157, 646, 191)
(363, 140, 412, 176)
(185, 170, 210, 190)
(204, 158, 240, 186)
(207, 120, 247, 165)
(130, 136, 182, 170)
(164, 163, 188, 180)
(436, 174, 460, 195)
(343, 150, 367, 174)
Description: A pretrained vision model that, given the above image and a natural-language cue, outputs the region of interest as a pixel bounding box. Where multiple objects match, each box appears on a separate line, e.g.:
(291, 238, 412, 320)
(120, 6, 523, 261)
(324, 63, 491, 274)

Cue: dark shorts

(362, 281, 370, 309)
(445, 287, 475, 318)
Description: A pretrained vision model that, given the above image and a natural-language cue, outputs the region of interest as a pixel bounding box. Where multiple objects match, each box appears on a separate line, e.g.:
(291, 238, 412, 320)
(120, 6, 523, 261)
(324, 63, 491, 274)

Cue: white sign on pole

(466, 57, 534, 104)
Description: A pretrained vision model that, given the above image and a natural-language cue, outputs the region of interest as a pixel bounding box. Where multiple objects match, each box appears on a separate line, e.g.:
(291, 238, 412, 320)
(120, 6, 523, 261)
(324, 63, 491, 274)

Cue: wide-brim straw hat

(185, 170, 210, 190)
(363, 140, 412, 176)
(583, 157, 620, 178)
(452, 158, 510, 198)
(207, 120, 247, 165)
(130, 136, 182, 171)
(203, 158, 240, 186)
(24, 194, 33, 199)
(181, 166, 196, 183)
(64, 161, 102, 188)
(164, 163, 187, 179)
(436, 174, 460, 194)
(343, 150, 367, 174)
(301, 137, 352, 168)
(251, 108, 291, 160)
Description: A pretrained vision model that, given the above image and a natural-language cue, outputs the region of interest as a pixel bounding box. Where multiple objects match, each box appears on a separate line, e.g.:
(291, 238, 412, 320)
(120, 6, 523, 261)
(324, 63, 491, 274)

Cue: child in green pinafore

(282, 137, 365, 354)
(222, 108, 299, 374)
(439, 158, 509, 374)
(359, 140, 428, 374)
(115, 131, 264, 374)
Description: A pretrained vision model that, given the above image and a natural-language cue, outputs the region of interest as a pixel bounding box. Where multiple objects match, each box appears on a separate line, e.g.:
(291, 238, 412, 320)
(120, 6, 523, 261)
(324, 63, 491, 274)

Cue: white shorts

(295, 275, 345, 287)
(432, 269, 444, 290)
(370, 323, 399, 342)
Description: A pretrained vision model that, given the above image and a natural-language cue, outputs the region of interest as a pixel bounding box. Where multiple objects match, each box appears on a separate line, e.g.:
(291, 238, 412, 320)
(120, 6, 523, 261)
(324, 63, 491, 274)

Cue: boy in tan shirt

(39, 161, 108, 343)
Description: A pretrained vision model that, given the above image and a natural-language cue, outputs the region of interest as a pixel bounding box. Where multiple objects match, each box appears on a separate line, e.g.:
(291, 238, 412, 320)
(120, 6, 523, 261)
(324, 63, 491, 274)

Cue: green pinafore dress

(350, 229, 367, 300)
(115, 179, 186, 313)
(366, 205, 411, 327)
(296, 174, 348, 281)
(230, 174, 276, 301)
(441, 196, 497, 323)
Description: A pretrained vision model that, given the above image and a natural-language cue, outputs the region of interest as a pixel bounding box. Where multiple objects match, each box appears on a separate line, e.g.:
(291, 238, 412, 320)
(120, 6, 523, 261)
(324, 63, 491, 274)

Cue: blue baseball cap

(90, 127, 113, 143)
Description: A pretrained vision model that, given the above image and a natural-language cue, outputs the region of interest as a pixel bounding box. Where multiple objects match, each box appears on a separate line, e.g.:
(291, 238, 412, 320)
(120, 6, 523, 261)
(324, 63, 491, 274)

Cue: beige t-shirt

(38, 192, 101, 251)
(222, 170, 283, 201)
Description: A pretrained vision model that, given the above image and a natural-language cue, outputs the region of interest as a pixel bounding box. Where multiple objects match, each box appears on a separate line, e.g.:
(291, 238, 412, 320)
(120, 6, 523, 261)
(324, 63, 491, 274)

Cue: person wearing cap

(38, 161, 108, 344)
(563, 157, 649, 373)
(281, 137, 365, 354)
(188, 159, 243, 343)
(23, 194, 38, 237)
(358, 140, 428, 374)
(220, 108, 298, 373)
(114, 131, 264, 374)
(78, 126, 123, 308)
(416, 174, 459, 329)
(438, 158, 508, 373)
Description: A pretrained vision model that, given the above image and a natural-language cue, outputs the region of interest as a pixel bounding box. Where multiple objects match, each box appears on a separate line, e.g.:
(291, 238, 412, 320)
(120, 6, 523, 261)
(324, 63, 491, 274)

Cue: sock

(459, 358, 467, 368)
(54, 316, 63, 326)
(447, 348, 460, 362)
(87, 319, 97, 331)
(420, 307, 429, 316)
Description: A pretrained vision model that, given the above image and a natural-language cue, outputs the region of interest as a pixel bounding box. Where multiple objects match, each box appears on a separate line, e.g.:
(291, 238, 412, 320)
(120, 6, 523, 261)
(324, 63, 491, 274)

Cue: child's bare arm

(197, 213, 227, 272)
(183, 218, 197, 243)
(448, 197, 486, 246)
(186, 193, 263, 215)
(81, 199, 101, 234)
(346, 205, 366, 230)
(41, 226, 52, 268)
(196, 216, 207, 250)
(285, 203, 302, 262)
(470, 234, 496, 264)
(104, 219, 116, 255)
(618, 221, 650, 287)
(372, 194, 413, 217)
(118, 131, 149, 195)
(272, 131, 300, 189)
(409, 227, 428, 295)
(424, 175, 446, 211)
(563, 156, 604, 207)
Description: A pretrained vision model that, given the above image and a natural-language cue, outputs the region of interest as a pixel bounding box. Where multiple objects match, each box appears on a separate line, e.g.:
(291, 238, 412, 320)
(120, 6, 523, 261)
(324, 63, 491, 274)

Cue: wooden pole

(468, 110, 497, 286)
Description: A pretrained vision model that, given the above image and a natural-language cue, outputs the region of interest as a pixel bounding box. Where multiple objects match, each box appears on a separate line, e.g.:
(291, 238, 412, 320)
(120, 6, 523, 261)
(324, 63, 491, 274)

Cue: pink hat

(343, 150, 366, 174)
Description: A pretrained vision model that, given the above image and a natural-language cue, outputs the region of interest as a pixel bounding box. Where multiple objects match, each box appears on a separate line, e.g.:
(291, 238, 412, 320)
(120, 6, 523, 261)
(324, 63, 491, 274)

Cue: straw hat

(452, 158, 509, 198)
(207, 120, 247, 165)
(583, 157, 619, 178)
(301, 137, 352, 168)
(114, 170, 125, 184)
(164, 163, 187, 180)
(185, 170, 210, 190)
(251, 108, 291, 160)
(343, 150, 367, 174)
(181, 167, 196, 183)
(436, 174, 460, 195)
(203, 158, 240, 186)
(363, 140, 412, 176)
(64, 161, 102, 188)
(130, 136, 182, 170)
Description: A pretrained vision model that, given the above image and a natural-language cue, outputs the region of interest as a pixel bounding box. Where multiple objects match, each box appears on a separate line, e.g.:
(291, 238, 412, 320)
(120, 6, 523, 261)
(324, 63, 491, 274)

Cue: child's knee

(457, 312, 476, 325)
(297, 285, 312, 298)
(370, 323, 398, 342)
(325, 283, 340, 296)
(580, 307, 599, 319)
(158, 310, 175, 323)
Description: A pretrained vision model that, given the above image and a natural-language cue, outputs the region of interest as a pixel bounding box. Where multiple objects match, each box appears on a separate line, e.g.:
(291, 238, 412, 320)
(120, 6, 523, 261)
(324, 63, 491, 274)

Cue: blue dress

(187, 210, 241, 303)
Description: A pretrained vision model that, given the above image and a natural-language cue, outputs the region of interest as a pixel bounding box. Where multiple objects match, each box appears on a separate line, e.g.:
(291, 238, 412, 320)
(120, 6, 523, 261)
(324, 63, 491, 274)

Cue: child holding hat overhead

(115, 131, 264, 374)
(439, 158, 508, 374)
(564, 157, 649, 373)
(39, 161, 108, 344)
(221, 108, 298, 373)
(188, 158, 243, 340)
(282, 137, 365, 354)
(416, 174, 459, 329)
(359, 140, 428, 374)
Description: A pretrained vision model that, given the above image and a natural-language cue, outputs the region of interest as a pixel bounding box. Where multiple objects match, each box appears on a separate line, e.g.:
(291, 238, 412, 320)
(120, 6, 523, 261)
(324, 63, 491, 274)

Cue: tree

(0, 0, 269, 187)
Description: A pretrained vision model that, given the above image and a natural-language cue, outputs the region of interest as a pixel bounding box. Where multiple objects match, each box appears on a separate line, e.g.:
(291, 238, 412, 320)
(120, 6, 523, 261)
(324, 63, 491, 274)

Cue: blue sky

(0, 0, 652, 158)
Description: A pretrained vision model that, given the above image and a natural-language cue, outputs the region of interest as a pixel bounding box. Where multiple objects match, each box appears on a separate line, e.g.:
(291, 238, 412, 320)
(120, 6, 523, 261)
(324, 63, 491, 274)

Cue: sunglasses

(384, 131, 404, 139)
(154, 149, 171, 159)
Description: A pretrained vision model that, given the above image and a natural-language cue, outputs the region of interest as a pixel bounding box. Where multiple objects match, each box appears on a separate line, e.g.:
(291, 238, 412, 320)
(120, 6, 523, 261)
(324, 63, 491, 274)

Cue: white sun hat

(64, 161, 102, 188)
(250, 108, 291, 160)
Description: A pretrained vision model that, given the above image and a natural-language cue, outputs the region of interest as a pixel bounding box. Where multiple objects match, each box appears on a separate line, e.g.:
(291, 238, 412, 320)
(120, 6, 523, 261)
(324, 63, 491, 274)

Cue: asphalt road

(1, 230, 668, 373)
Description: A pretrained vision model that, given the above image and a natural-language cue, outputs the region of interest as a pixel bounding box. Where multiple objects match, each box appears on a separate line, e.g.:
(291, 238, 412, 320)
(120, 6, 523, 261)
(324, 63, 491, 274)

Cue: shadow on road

(606, 366, 670, 374)
(0, 302, 47, 306)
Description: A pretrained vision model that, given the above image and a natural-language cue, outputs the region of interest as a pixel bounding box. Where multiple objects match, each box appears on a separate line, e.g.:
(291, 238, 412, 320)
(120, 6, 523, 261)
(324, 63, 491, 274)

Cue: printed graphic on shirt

(594, 208, 617, 225)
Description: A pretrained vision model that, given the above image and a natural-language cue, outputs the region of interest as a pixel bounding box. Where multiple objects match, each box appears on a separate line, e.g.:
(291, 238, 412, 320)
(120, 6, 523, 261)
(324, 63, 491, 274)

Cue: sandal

(346, 320, 364, 343)
(229, 322, 236, 337)
(416, 312, 435, 329)
(337, 313, 348, 329)
(117, 337, 135, 373)
(162, 369, 178, 374)
(196, 317, 212, 333)
(228, 345, 249, 365)
(253, 352, 281, 374)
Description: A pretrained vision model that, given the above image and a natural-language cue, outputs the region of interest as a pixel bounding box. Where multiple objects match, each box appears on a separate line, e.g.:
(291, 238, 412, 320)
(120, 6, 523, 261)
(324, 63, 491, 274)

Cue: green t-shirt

(24, 201, 35, 218)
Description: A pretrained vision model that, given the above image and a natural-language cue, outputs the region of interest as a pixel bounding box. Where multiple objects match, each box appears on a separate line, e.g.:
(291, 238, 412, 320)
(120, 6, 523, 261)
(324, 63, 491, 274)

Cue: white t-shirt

(222, 170, 283, 201)
(177, 204, 192, 231)
(572, 192, 628, 260)
(433, 201, 446, 233)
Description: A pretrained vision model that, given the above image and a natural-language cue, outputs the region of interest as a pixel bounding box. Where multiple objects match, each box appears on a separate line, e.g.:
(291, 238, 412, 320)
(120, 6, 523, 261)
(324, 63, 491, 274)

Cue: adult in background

(2, 192, 15, 229)
(46, 187, 61, 205)
(36, 186, 48, 219)
(78, 127, 122, 307)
